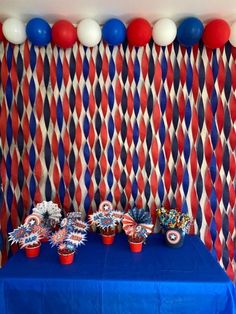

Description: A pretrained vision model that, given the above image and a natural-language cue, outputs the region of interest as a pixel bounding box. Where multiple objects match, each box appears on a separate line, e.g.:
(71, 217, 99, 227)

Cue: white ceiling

(0, 0, 236, 24)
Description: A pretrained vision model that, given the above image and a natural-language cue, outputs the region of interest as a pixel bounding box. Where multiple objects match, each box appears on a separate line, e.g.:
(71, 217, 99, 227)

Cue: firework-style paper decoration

(73, 220, 89, 233)
(50, 212, 88, 252)
(32, 225, 50, 239)
(8, 221, 42, 249)
(96, 215, 116, 230)
(50, 228, 67, 247)
(112, 211, 125, 223)
(19, 232, 42, 248)
(25, 212, 51, 240)
(89, 212, 103, 226)
(61, 212, 88, 233)
(89, 201, 124, 231)
(157, 208, 191, 233)
(32, 201, 62, 227)
(66, 231, 86, 248)
(89, 211, 118, 231)
(122, 207, 153, 240)
(8, 225, 31, 244)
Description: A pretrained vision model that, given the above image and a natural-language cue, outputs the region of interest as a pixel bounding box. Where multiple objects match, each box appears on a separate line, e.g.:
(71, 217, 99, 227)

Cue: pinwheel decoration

(122, 207, 154, 242)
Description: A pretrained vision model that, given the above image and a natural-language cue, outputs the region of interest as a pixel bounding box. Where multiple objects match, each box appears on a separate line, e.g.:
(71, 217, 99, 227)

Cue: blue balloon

(26, 18, 51, 46)
(102, 18, 126, 45)
(177, 17, 204, 47)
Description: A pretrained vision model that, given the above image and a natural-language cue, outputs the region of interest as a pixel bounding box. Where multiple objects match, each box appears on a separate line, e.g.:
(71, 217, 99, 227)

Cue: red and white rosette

(122, 213, 138, 237)
(122, 213, 153, 238)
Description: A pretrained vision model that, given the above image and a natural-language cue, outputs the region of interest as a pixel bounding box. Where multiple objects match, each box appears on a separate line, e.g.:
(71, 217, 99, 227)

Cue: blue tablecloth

(0, 233, 235, 314)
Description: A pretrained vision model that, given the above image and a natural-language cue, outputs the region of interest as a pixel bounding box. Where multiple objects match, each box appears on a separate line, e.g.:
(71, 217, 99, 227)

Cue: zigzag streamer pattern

(0, 41, 235, 280)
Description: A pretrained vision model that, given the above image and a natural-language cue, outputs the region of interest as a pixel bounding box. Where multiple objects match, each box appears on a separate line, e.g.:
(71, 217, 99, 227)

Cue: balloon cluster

(0, 16, 235, 49)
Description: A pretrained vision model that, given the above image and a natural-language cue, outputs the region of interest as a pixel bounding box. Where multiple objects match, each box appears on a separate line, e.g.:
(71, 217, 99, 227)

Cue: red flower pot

(129, 241, 143, 253)
(58, 250, 75, 265)
(102, 234, 115, 245)
(25, 242, 41, 258)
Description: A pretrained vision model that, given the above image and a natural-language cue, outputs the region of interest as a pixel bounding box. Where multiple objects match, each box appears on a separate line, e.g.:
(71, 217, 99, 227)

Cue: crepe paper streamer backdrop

(0, 40, 235, 281)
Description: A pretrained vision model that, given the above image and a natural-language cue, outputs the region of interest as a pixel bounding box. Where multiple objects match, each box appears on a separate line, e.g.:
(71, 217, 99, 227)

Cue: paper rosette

(32, 201, 62, 225)
(122, 208, 153, 239)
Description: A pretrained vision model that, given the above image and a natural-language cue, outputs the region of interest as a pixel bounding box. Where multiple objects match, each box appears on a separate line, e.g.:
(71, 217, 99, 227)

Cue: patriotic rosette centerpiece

(89, 201, 124, 245)
(8, 213, 43, 257)
(32, 201, 62, 228)
(122, 207, 154, 243)
(31, 201, 63, 241)
(157, 208, 191, 248)
(50, 212, 88, 263)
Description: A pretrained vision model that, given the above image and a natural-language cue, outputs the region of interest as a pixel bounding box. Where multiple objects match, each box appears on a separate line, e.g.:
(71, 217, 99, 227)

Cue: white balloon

(152, 18, 177, 46)
(2, 18, 26, 45)
(77, 19, 101, 47)
(229, 22, 236, 47)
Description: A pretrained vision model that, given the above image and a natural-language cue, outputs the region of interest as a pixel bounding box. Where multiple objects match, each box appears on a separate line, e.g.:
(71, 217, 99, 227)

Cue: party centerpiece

(50, 212, 88, 264)
(157, 208, 191, 247)
(32, 201, 62, 242)
(122, 207, 153, 252)
(8, 213, 43, 258)
(89, 201, 124, 245)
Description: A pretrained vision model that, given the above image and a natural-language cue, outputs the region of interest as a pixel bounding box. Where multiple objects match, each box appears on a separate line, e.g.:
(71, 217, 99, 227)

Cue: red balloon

(52, 20, 77, 48)
(127, 18, 152, 47)
(202, 19, 230, 49)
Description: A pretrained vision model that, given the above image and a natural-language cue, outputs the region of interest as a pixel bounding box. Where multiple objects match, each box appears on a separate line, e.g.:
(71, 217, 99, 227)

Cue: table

(0, 233, 235, 314)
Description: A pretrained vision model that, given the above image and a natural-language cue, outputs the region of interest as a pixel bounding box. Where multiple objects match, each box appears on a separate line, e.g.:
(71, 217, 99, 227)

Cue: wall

(1, 0, 236, 23)
(0, 40, 235, 280)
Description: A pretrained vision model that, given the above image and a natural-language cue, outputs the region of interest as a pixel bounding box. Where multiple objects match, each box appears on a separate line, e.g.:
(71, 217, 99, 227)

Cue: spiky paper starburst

(32, 201, 62, 226)
(8, 225, 31, 244)
(50, 228, 67, 247)
(112, 210, 124, 223)
(19, 231, 42, 248)
(66, 231, 86, 247)
(73, 220, 89, 233)
(96, 215, 116, 230)
(89, 211, 103, 225)
(32, 225, 50, 238)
